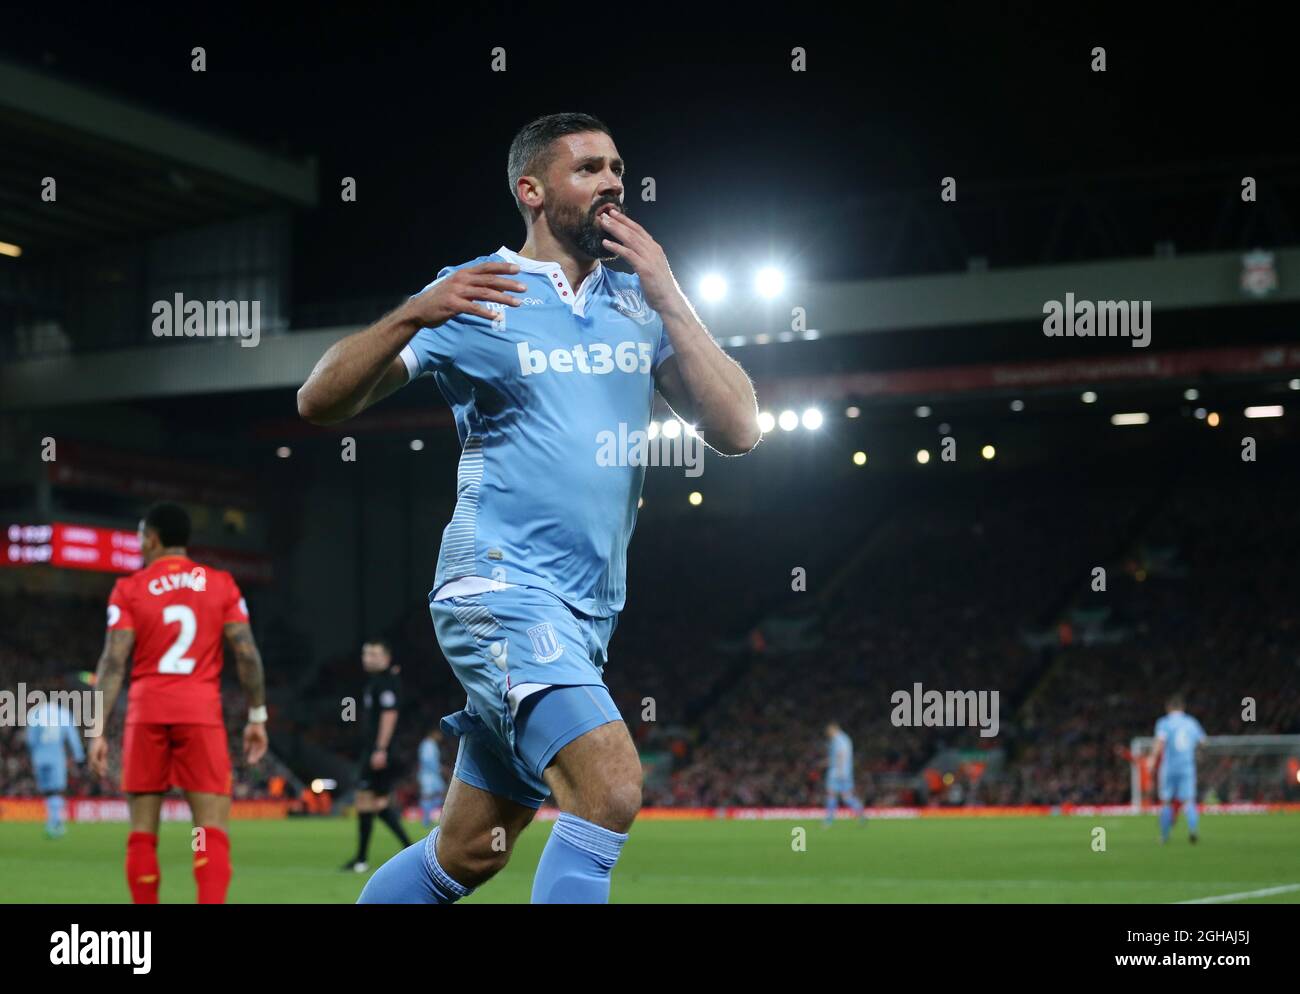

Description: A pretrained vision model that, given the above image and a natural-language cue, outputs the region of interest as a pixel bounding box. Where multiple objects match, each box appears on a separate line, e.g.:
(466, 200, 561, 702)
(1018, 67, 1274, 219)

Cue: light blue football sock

(1185, 802, 1200, 836)
(357, 827, 473, 904)
(1159, 804, 1174, 842)
(47, 795, 64, 832)
(530, 812, 627, 904)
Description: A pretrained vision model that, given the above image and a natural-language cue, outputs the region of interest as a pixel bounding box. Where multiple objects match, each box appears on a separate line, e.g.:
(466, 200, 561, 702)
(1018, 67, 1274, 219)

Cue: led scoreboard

(5, 523, 143, 573)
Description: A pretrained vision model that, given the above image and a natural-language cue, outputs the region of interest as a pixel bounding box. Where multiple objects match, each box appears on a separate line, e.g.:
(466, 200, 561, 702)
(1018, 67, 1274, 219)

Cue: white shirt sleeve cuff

(399, 343, 422, 382)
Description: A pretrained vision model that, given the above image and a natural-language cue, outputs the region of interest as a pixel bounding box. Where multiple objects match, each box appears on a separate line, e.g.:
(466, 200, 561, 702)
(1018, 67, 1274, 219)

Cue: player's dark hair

(143, 501, 190, 547)
(1166, 693, 1185, 711)
(507, 112, 614, 223)
(364, 638, 393, 657)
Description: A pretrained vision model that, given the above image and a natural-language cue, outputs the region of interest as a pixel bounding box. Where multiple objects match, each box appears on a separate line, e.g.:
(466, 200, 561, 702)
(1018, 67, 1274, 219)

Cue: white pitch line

(1177, 883, 1300, 904)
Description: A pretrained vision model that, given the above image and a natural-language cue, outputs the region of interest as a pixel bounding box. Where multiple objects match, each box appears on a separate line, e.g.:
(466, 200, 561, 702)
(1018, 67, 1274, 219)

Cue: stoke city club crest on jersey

(612, 286, 654, 326)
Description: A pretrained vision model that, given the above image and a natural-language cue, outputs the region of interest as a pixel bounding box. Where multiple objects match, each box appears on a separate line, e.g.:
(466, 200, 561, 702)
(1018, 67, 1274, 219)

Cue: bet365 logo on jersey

(517, 340, 653, 376)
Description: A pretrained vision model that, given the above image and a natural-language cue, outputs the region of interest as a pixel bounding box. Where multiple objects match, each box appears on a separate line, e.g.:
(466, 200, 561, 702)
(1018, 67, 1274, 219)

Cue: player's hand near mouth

(597, 206, 760, 455)
(597, 209, 684, 318)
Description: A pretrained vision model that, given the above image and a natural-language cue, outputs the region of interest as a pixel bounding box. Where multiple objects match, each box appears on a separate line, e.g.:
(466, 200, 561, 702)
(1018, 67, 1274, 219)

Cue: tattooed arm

(87, 628, 134, 777)
(223, 621, 269, 764)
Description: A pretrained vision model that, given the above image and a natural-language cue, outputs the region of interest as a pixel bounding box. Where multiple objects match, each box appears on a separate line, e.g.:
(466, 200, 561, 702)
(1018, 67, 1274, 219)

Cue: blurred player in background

(824, 722, 866, 826)
(25, 678, 85, 839)
(341, 639, 412, 872)
(299, 112, 759, 904)
(1115, 741, 1155, 800)
(87, 502, 269, 903)
(419, 728, 446, 828)
(1152, 694, 1207, 844)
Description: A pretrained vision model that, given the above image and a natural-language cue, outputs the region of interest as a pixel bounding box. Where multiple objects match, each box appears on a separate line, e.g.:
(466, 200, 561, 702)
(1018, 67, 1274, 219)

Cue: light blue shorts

(430, 584, 623, 809)
(35, 761, 66, 795)
(1159, 767, 1196, 803)
(827, 777, 854, 795)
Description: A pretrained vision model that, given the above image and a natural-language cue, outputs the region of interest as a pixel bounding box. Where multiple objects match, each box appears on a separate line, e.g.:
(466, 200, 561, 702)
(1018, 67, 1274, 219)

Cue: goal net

(1128, 735, 1300, 808)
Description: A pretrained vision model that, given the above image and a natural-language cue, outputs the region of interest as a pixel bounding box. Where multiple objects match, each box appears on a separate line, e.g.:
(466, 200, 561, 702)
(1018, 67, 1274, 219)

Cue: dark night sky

(2, 2, 1295, 311)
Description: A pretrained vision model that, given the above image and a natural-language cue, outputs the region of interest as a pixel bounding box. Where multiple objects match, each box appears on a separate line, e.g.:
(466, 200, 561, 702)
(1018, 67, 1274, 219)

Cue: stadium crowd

(0, 589, 295, 799)
(3, 479, 1297, 809)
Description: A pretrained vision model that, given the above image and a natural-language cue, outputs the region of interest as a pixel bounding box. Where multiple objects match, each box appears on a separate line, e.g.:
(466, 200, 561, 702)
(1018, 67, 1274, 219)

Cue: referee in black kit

(342, 639, 413, 872)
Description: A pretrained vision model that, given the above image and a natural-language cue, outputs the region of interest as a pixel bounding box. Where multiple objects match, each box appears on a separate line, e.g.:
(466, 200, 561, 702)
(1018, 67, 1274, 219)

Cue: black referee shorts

(355, 754, 402, 795)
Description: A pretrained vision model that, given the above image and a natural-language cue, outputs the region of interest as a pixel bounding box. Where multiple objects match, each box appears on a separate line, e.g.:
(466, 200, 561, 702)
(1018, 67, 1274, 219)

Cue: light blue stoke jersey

(401, 246, 675, 619)
(828, 731, 853, 779)
(1156, 711, 1206, 772)
(419, 737, 441, 773)
(25, 704, 85, 764)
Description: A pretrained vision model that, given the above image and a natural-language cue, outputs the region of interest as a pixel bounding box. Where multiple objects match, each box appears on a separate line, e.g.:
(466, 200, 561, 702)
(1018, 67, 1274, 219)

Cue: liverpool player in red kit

(87, 502, 268, 904)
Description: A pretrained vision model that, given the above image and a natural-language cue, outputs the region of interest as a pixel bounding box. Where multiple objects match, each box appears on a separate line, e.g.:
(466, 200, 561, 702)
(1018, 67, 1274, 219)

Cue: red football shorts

(122, 723, 232, 795)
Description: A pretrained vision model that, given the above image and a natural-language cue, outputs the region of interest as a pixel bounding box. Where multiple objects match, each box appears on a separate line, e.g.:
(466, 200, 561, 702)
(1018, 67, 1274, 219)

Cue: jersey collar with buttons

(496, 245, 606, 318)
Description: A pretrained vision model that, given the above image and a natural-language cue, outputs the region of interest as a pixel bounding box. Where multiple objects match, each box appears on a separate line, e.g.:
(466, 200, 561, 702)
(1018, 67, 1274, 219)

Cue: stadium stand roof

(0, 58, 316, 254)
(5, 246, 1300, 410)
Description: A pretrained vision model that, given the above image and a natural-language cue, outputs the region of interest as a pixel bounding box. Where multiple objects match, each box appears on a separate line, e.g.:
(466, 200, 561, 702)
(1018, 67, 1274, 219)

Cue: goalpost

(1128, 735, 1300, 809)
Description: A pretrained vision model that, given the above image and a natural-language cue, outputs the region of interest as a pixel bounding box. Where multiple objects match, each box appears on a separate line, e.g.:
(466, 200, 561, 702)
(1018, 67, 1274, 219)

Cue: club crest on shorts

(526, 622, 564, 663)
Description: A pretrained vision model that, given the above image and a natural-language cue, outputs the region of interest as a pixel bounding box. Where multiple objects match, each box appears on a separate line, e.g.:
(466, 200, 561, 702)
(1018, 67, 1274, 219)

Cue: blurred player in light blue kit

(26, 685, 86, 839)
(418, 728, 446, 827)
(824, 722, 865, 826)
(1152, 694, 1206, 844)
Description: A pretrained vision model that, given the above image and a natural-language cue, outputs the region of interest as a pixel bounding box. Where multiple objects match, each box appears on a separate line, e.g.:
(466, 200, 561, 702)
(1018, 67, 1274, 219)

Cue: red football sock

(126, 831, 161, 904)
(193, 826, 232, 904)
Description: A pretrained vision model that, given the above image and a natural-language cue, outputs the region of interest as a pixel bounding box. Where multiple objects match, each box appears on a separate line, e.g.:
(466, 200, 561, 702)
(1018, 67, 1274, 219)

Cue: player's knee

(460, 848, 511, 884)
(592, 777, 642, 833)
(437, 829, 513, 885)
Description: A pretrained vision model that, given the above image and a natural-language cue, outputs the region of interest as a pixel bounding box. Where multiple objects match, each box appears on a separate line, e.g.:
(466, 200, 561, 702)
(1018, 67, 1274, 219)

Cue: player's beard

(546, 197, 625, 262)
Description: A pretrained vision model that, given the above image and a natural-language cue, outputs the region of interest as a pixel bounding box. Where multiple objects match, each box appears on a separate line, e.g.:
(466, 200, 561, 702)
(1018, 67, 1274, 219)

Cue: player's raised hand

(244, 722, 269, 765)
(598, 209, 684, 315)
(88, 735, 109, 778)
(400, 261, 528, 328)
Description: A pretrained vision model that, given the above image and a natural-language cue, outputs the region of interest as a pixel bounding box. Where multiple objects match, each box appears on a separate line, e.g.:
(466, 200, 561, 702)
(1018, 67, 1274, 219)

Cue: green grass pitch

(1, 814, 1296, 903)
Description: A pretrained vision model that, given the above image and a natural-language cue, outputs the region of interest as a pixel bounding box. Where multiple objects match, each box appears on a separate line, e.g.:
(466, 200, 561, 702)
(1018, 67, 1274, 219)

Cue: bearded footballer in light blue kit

(299, 113, 760, 903)
(26, 690, 86, 838)
(1152, 694, 1207, 844)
